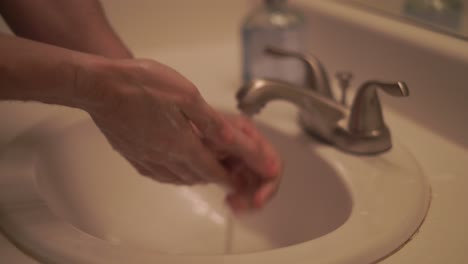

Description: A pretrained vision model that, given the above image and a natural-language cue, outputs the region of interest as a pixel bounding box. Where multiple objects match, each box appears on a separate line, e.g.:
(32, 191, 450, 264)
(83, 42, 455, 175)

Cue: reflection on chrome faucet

(237, 47, 410, 155)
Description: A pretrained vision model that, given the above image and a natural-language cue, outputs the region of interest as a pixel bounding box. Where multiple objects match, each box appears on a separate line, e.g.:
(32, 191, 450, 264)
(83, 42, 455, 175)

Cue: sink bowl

(35, 119, 353, 255)
(0, 112, 430, 264)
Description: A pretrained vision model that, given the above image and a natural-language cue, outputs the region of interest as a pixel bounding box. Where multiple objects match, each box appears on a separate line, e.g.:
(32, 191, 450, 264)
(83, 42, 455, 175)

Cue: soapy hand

(84, 59, 282, 211)
(197, 113, 283, 211)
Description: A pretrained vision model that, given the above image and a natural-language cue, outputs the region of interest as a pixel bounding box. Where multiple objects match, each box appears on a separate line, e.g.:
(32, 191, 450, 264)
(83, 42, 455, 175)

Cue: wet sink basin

(0, 110, 430, 264)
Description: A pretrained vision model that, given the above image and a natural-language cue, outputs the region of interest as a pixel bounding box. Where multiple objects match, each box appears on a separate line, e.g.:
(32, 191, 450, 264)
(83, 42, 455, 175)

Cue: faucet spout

(237, 79, 347, 141)
(265, 47, 333, 99)
(237, 79, 345, 116)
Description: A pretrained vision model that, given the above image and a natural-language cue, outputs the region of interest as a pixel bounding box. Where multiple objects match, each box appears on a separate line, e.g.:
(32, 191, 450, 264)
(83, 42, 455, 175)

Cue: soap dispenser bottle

(241, 0, 305, 84)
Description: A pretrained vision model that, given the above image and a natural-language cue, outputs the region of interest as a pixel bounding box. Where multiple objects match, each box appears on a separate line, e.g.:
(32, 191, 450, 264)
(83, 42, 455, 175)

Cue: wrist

(68, 54, 121, 114)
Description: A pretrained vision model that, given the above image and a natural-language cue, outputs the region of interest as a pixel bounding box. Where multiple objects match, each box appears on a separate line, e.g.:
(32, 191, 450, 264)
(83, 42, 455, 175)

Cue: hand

(79, 58, 282, 210)
(210, 114, 283, 212)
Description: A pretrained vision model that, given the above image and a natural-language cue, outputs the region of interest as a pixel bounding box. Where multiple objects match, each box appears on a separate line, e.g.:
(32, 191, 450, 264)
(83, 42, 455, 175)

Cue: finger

(225, 121, 280, 179)
(229, 160, 282, 210)
(219, 157, 244, 188)
(226, 193, 251, 213)
(225, 164, 265, 212)
(181, 95, 228, 143)
(182, 96, 280, 188)
(201, 134, 229, 160)
(253, 180, 280, 208)
(179, 131, 231, 185)
(189, 121, 202, 138)
(180, 97, 248, 157)
(239, 117, 282, 179)
(225, 166, 280, 211)
(234, 164, 262, 192)
(182, 101, 271, 177)
(238, 118, 258, 138)
(252, 157, 283, 208)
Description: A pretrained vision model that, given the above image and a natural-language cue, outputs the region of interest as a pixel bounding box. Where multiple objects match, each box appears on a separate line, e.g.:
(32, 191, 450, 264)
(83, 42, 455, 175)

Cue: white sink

(0, 110, 430, 264)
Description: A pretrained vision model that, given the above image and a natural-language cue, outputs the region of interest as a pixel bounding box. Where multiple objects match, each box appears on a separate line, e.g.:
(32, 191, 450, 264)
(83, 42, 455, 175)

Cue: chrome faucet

(237, 47, 410, 155)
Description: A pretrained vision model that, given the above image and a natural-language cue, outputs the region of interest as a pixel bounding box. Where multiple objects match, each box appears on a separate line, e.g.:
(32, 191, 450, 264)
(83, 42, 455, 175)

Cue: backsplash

(296, 1, 468, 149)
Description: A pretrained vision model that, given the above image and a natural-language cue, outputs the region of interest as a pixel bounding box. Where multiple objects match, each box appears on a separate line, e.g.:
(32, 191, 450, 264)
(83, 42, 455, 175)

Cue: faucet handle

(377, 81, 410, 97)
(335, 72, 353, 105)
(349, 81, 410, 135)
(264, 46, 333, 99)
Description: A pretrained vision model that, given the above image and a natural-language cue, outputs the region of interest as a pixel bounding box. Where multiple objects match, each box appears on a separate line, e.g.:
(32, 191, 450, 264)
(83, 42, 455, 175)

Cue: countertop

(1, 0, 467, 263)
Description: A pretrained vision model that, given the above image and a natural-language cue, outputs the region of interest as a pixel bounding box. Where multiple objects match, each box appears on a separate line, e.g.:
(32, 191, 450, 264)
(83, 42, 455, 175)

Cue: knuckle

(215, 125, 235, 145)
(205, 116, 232, 144)
(186, 85, 200, 99)
(179, 85, 201, 105)
(135, 59, 157, 72)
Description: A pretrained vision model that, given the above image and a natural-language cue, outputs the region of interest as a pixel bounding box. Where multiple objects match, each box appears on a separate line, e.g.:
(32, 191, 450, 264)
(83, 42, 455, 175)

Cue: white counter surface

(1, 0, 467, 263)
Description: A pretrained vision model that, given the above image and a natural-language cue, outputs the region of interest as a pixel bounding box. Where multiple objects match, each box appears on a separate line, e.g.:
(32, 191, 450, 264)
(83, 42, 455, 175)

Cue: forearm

(0, 0, 131, 59)
(0, 35, 283, 209)
(0, 33, 104, 109)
